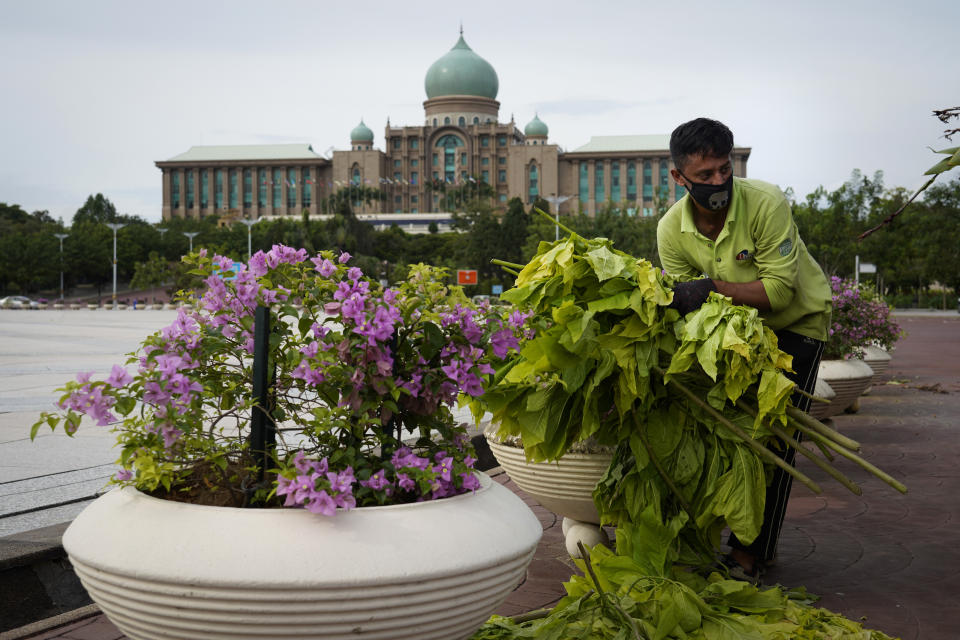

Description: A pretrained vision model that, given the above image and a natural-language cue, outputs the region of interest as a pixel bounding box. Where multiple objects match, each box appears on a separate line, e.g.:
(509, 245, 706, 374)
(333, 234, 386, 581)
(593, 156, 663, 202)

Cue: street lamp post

(105, 223, 125, 309)
(53, 233, 68, 303)
(183, 232, 199, 254)
(543, 195, 574, 241)
(238, 218, 259, 260)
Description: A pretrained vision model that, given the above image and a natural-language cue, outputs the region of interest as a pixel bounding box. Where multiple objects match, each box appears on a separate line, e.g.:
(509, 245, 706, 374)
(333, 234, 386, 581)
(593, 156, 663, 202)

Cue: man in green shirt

(657, 117, 832, 581)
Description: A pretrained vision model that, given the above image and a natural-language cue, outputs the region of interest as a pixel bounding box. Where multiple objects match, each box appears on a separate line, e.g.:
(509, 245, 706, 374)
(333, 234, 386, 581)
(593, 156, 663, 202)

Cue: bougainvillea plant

(32, 245, 531, 514)
(825, 276, 903, 359)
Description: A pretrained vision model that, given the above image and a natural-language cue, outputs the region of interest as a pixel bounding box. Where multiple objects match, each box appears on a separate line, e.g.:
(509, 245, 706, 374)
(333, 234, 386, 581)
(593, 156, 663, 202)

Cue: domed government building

(156, 32, 750, 226)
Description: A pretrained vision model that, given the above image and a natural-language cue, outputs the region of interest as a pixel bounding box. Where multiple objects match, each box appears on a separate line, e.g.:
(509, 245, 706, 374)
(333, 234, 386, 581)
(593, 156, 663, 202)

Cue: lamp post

(183, 232, 199, 254)
(53, 233, 68, 303)
(105, 223, 125, 309)
(238, 218, 259, 260)
(543, 195, 574, 241)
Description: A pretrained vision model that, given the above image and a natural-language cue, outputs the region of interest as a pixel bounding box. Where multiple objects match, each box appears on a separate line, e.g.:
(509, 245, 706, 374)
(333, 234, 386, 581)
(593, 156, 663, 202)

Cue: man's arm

(712, 279, 771, 311)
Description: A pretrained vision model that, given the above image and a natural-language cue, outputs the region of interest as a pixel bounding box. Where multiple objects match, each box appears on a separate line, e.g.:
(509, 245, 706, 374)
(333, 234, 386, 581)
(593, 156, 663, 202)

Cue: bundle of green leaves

(476, 233, 801, 563)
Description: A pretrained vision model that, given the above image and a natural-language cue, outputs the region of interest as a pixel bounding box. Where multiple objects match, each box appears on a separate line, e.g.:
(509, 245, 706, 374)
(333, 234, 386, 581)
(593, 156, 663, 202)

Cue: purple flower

(460, 472, 481, 492)
(327, 467, 356, 494)
(311, 256, 337, 277)
(114, 469, 133, 481)
(306, 490, 337, 515)
(397, 473, 415, 491)
(433, 456, 454, 482)
(360, 469, 391, 492)
(490, 329, 519, 358)
(338, 252, 351, 264)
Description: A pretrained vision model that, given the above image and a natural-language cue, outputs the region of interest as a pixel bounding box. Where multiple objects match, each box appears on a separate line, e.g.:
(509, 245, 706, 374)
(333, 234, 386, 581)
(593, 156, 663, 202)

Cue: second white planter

(485, 429, 613, 558)
(813, 358, 875, 418)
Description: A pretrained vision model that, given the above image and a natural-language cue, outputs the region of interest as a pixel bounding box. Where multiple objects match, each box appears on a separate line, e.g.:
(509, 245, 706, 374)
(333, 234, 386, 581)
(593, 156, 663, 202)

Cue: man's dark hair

(669, 118, 734, 171)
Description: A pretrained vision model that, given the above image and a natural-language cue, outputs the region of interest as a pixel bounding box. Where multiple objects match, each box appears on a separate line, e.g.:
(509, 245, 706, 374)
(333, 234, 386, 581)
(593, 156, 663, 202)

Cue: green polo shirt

(657, 177, 831, 341)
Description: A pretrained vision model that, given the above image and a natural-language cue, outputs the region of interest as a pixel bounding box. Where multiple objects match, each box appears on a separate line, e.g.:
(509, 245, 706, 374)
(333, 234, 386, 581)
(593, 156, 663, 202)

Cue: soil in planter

(145, 458, 263, 508)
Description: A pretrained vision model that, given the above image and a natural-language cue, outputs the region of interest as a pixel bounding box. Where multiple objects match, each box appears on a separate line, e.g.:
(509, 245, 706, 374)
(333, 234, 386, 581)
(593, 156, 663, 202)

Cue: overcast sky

(1, 0, 956, 224)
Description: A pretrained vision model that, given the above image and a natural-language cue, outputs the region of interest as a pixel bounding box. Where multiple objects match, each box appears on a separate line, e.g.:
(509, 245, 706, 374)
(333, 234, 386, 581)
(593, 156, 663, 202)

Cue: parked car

(0, 296, 39, 309)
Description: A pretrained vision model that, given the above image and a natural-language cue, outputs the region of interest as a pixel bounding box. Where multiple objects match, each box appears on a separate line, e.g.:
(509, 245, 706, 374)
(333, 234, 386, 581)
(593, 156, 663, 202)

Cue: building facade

(157, 33, 750, 222)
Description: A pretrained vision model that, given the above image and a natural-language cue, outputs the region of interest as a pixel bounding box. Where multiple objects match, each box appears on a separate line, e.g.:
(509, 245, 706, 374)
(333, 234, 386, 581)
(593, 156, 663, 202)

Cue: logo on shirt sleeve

(778, 238, 793, 257)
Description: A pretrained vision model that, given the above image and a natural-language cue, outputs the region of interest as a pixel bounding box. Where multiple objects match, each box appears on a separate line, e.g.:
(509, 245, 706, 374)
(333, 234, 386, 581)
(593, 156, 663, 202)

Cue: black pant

(727, 329, 824, 564)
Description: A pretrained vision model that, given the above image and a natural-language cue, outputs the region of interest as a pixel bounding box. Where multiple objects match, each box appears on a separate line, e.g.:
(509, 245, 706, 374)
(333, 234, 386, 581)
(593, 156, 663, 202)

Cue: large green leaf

(584, 244, 629, 282)
(710, 445, 765, 543)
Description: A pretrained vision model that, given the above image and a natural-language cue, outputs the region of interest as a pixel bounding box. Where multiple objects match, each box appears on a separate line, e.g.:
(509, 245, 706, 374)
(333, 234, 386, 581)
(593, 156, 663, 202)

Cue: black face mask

(679, 172, 733, 212)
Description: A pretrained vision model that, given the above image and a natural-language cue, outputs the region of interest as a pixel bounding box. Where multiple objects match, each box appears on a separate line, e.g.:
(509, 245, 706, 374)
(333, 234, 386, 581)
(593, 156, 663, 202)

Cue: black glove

(668, 279, 717, 316)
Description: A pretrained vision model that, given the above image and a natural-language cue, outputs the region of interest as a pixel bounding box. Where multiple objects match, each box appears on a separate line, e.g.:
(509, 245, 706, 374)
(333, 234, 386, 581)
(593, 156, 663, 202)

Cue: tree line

(1, 172, 958, 306)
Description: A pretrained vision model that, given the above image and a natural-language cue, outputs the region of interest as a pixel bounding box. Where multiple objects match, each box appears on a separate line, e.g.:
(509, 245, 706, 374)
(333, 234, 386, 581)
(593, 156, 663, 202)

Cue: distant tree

(793, 170, 884, 277)
(73, 194, 119, 224)
(130, 251, 173, 292)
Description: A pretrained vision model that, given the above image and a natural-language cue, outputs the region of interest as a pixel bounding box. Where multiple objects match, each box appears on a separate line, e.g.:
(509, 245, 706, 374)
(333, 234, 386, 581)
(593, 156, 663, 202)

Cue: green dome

(525, 114, 548, 137)
(424, 35, 499, 100)
(350, 119, 374, 142)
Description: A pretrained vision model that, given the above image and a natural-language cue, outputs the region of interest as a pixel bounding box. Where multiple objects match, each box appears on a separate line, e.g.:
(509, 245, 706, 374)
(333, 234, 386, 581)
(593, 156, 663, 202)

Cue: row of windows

(391, 134, 509, 151)
(578, 161, 682, 204)
(169, 168, 315, 210)
(428, 116, 498, 128)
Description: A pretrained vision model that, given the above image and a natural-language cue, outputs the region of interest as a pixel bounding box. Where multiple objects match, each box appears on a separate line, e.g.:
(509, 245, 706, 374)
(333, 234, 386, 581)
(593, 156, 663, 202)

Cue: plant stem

(735, 401, 862, 496)
(812, 438, 836, 462)
(577, 543, 644, 640)
(793, 385, 830, 404)
(533, 206, 577, 237)
(654, 367, 822, 494)
(509, 608, 552, 624)
(785, 406, 861, 451)
(491, 258, 525, 270)
(786, 417, 908, 494)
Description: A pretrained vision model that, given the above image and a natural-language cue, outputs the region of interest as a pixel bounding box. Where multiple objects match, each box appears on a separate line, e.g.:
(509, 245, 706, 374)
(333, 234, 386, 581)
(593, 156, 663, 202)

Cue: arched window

(528, 163, 539, 203)
(433, 118, 437, 126)
(435, 134, 464, 184)
(473, 117, 479, 125)
(351, 165, 362, 209)
(444, 117, 451, 125)
(458, 116, 466, 126)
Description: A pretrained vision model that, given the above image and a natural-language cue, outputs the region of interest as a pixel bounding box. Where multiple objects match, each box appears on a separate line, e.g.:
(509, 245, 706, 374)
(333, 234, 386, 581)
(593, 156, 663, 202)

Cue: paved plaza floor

(2, 310, 959, 639)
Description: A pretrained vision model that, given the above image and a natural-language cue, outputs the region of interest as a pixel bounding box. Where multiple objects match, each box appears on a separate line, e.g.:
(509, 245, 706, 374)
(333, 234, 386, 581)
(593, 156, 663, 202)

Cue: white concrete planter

(151, 303, 164, 310)
(813, 358, 874, 418)
(53, 303, 65, 310)
(862, 345, 892, 377)
(63, 475, 540, 640)
(808, 377, 837, 420)
(859, 344, 892, 395)
(485, 430, 613, 558)
(86, 303, 99, 310)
